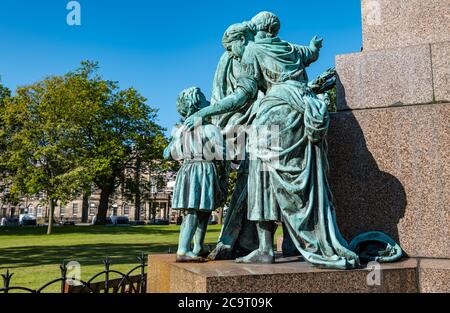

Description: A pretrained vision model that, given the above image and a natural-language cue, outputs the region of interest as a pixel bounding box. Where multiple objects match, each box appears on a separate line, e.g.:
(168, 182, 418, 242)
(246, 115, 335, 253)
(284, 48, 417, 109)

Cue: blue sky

(0, 0, 362, 133)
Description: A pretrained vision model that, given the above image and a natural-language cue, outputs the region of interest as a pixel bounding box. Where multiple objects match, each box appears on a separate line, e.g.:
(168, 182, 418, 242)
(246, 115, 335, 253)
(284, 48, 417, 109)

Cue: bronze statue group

(164, 12, 403, 270)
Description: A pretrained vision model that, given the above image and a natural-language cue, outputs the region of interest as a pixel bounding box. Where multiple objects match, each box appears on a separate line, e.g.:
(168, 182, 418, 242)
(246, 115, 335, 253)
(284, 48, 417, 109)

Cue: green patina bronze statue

(163, 87, 224, 262)
(167, 11, 403, 269)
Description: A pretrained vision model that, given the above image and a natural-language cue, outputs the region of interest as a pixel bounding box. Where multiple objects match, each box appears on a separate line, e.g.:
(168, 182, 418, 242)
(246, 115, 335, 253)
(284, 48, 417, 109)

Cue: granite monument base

(146, 254, 448, 293)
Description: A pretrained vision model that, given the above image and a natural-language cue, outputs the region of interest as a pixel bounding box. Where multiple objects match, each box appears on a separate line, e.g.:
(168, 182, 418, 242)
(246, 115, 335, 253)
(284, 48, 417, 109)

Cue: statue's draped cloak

(210, 37, 402, 268)
(210, 52, 259, 257)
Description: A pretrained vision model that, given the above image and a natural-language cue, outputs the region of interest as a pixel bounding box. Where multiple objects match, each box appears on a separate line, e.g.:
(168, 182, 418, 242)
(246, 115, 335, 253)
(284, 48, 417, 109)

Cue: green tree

(0, 62, 167, 228)
(0, 71, 102, 234)
(0, 82, 13, 210)
(0, 82, 11, 161)
(77, 62, 166, 225)
(121, 133, 168, 221)
(0, 82, 11, 106)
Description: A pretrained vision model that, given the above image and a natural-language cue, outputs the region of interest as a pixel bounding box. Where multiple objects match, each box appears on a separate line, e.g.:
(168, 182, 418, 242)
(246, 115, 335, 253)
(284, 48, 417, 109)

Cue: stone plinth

(332, 1, 450, 290)
(327, 104, 450, 259)
(361, 0, 450, 51)
(432, 42, 450, 102)
(334, 0, 450, 261)
(336, 41, 450, 111)
(147, 254, 419, 293)
(336, 44, 434, 111)
(419, 259, 450, 293)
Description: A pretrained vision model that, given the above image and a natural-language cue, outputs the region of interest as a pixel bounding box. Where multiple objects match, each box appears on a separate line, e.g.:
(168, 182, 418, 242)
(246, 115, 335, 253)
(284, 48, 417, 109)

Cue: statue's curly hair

(176, 87, 203, 118)
(250, 11, 280, 37)
(221, 22, 254, 48)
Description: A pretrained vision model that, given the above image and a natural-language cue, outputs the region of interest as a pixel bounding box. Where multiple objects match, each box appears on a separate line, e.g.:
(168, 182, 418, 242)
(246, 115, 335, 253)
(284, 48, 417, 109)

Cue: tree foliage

(0, 62, 167, 231)
(0, 70, 100, 233)
(75, 62, 167, 224)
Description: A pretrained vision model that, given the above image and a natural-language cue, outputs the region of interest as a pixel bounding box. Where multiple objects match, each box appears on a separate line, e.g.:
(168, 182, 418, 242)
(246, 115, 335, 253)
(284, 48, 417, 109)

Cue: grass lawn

(0, 224, 283, 292)
(0, 224, 223, 292)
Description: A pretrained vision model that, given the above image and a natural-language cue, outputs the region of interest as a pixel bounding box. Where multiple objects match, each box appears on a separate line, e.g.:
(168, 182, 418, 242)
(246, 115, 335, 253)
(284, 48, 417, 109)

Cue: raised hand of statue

(310, 35, 323, 50)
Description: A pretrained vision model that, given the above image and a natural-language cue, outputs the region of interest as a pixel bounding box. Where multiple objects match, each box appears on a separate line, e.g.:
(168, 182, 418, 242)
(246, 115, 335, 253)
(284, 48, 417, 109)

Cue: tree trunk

(47, 199, 55, 235)
(96, 187, 112, 225)
(81, 192, 89, 223)
(134, 157, 141, 221)
(217, 207, 224, 225)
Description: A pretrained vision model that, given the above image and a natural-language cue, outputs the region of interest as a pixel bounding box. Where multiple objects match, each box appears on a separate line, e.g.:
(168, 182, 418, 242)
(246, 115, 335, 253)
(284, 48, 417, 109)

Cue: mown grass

(0, 224, 284, 293)
(0, 225, 222, 292)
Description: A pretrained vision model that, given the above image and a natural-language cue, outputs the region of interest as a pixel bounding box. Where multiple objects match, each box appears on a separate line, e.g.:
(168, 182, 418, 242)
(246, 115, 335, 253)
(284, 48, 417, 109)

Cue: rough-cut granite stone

(148, 254, 209, 293)
(147, 254, 419, 293)
(432, 41, 450, 102)
(419, 259, 450, 293)
(327, 104, 450, 259)
(148, 254, 173, 293)
(361, 0, 450, 51)
(336, 44, 434, 111)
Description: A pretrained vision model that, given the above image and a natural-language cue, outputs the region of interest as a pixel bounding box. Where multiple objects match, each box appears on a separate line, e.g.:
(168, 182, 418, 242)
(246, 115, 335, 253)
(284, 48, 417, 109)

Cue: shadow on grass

(0, 225, 222, 269)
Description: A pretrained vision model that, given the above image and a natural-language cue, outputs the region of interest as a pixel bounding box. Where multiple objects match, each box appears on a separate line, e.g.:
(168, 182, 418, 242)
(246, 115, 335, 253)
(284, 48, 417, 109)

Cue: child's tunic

(169, 124, 223, 212)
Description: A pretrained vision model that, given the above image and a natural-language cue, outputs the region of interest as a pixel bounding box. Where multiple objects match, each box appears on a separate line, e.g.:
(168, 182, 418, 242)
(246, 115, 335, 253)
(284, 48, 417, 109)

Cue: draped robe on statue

(209, 51, 259, 258)
(211, 37, 402, 268)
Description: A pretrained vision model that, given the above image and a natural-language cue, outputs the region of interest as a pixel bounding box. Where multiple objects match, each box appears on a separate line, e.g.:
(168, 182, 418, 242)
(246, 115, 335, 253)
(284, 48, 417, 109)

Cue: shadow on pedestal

(328, 80, 407, 246)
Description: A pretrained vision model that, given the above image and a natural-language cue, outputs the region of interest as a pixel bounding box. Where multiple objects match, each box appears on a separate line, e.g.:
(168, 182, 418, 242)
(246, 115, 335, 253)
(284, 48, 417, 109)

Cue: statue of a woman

(207, 12, 284, 260)
(185, 21, 402, 269)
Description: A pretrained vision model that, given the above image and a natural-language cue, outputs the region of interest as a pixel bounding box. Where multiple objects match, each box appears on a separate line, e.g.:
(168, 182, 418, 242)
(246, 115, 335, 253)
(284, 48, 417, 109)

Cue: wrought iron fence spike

(2, 269, 13, 290)
(138, 254, 146, 266)
(137, 253, 146, 265)
(103, 256, 112, 271)
(60, 260, 67, 273)
(2, 269, 13, 280)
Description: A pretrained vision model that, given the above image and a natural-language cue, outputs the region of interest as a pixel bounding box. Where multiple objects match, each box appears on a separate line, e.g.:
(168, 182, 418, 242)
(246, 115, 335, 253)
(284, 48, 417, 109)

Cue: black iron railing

(0, 255, 147, 294)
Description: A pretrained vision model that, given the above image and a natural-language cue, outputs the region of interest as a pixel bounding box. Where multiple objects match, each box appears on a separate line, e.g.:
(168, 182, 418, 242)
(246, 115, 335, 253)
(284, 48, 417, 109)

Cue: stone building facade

(0, 171, 178, 223)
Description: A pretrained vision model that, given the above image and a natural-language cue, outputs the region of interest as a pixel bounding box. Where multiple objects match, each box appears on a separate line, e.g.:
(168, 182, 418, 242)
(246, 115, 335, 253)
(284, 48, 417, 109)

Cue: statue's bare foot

(235, 250, 274, 264)
(207, 243, 233, 260)
(176, 252, 208, 263)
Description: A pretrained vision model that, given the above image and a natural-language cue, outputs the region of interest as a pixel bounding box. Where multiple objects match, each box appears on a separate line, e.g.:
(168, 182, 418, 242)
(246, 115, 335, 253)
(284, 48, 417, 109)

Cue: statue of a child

(164, 87, 224, 262)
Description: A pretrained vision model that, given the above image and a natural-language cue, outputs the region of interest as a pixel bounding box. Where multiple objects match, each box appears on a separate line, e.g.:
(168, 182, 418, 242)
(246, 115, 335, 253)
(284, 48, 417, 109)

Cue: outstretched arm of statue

(184, 76, 257, 130)
(296, 35, 323, 67)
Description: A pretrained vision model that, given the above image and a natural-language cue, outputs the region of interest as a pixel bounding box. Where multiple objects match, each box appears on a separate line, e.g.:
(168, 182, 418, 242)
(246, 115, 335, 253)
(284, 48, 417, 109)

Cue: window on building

(72, 203, 78, 217)
(157, 178, 165, 193)
(37, 206, 43, 217)
(112, 204, 118, 216)
(123, 205, 129, 216)
(140, 205, 146, 218)
(150, 181, 157, 193)
(89, 204, 96, 216)
(60, 206, 66, 217)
